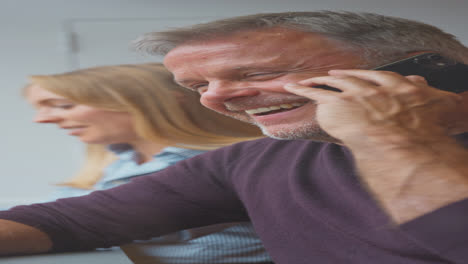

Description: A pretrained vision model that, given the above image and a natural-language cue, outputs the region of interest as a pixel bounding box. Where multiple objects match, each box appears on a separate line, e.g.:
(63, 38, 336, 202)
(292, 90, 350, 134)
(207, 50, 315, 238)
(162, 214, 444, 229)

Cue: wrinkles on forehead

(164, 28, 360, 84)
(166, 28, 313, 61)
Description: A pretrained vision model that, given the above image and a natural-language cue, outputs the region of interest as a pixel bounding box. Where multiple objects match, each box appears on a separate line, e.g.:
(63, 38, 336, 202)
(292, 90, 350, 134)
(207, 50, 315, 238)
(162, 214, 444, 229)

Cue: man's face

(164, 28, 366, 140)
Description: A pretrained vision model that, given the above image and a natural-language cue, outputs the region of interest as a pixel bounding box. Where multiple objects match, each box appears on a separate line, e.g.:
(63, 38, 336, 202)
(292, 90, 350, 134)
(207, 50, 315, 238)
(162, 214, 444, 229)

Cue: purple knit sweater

(1, 136, 468, 264)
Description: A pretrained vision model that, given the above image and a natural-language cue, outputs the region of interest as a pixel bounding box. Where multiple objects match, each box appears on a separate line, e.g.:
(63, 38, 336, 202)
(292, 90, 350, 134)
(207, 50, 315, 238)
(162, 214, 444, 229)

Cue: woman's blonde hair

(27, 63, 262, 188)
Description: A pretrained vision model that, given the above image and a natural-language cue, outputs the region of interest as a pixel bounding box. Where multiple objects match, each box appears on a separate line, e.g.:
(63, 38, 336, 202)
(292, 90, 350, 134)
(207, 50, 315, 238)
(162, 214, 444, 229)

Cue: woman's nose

(33, 112, 61, 123)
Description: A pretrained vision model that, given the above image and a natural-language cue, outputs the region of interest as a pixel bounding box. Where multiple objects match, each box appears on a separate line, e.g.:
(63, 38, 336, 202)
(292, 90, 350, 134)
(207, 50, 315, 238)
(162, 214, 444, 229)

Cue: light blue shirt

(48, 145, 272, 264)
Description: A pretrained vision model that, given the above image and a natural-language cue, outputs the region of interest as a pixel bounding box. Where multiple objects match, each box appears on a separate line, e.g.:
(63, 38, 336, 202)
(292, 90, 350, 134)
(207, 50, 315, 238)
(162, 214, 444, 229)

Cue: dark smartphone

(318, 53, 468, 93)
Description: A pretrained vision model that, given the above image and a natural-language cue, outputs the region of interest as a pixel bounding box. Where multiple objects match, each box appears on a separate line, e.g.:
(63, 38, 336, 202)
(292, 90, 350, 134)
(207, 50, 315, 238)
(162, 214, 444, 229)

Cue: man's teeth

(245, 102, 305, 114)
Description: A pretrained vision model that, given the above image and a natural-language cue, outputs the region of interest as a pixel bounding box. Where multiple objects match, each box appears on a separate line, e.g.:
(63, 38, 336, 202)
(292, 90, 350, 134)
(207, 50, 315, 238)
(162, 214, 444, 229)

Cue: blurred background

(1, 0, 467, 208)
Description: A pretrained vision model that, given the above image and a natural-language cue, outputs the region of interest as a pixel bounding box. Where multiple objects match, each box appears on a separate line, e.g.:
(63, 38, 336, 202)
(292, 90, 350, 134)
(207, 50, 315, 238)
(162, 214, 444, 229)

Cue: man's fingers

(284, 83, 335, 102)
(297, 75, 379, 93)
(328, 69, 408, 87)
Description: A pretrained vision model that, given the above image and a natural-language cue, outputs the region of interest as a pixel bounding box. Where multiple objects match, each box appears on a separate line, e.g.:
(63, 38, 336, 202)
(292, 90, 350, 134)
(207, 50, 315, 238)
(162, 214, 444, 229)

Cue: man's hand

(284, 69, 461, 148)
(284, 69, 468, 223)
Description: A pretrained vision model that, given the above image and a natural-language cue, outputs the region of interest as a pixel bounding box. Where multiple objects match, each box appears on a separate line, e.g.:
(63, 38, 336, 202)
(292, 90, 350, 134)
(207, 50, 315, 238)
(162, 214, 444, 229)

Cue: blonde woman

(25, 63, 272, 264)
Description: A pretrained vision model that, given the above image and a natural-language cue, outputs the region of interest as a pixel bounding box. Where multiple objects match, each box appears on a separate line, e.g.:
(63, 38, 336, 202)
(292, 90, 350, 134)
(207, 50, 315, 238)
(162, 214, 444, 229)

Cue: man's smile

(245, 101, 308, 116)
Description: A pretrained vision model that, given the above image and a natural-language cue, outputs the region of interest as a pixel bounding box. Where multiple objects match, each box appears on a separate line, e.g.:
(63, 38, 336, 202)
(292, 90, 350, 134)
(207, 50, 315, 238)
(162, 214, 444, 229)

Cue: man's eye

(190, 83, 208, 90)
(244, 72, 281, 78)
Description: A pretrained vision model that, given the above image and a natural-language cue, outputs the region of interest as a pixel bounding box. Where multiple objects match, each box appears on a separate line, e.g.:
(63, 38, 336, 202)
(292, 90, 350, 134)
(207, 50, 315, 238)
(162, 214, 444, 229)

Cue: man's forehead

(165, 28, 321, 57)
(166, 31, 324, 65)
(166, 41, 240, 59)
(164, 28, 354, 81)
(165, 46, 295, 79)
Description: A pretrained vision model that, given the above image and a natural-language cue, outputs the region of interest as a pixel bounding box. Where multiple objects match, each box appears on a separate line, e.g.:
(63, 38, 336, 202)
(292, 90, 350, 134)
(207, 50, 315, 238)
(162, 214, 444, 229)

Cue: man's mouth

(245, 102, 307, 116)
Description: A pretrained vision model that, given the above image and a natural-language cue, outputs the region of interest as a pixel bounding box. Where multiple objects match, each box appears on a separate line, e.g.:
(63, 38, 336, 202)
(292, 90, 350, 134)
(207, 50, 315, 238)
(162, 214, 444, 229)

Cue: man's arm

(285, 69, 468, 223)
(0, 219, 52, 255)
(345, 133, 468, 223)
(0, 148, 246, 255)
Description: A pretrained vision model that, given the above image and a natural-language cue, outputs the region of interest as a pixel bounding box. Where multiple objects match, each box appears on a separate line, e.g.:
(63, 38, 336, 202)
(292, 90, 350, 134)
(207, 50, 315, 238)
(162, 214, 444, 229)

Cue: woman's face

(26, 84, 140, 145)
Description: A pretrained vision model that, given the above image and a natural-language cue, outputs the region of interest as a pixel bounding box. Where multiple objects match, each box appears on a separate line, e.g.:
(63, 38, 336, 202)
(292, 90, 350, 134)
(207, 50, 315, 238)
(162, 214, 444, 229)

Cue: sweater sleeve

(400, 198, 468, 263)
(0, 146, 249, 252)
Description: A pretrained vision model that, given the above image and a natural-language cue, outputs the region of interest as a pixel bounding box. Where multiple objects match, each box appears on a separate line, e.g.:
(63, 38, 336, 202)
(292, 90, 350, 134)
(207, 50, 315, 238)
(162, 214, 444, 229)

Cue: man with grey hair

(0, 11, 467, 264)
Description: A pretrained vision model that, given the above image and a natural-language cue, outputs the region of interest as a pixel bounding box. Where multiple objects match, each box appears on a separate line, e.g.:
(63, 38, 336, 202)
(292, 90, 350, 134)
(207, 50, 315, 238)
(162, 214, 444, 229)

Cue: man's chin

(219, 111, 339, 143)
(258, 124, 338, 143)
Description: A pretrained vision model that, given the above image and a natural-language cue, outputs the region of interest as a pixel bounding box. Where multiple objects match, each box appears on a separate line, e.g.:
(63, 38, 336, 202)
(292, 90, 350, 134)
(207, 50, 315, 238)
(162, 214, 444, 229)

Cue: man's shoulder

(210, 137, 329, 161)
(225, 137, 318, 150)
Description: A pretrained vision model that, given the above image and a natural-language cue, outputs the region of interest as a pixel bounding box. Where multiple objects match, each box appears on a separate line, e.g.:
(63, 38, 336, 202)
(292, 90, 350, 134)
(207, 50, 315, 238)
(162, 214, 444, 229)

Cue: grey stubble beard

(217, 102, 340, 143)
(246, 115, 338, 143)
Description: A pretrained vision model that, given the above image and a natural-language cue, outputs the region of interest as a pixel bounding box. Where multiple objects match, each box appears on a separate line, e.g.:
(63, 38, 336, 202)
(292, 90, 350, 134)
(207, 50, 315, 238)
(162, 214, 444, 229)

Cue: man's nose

(200, 80, 259, 103)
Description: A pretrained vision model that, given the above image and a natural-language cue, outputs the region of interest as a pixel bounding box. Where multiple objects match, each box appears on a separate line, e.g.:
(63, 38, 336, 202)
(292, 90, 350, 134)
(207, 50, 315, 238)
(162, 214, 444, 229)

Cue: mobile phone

(319, 53, 468, 93)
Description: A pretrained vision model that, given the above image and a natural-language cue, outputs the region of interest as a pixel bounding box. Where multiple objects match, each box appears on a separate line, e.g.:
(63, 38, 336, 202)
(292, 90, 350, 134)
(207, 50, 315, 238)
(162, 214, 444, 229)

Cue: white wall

(1, 0, 467, 208)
